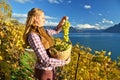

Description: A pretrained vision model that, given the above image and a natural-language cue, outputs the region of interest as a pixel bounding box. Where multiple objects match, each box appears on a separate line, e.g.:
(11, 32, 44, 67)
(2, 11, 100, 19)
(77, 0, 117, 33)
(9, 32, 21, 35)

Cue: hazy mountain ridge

(72, 23, 120, 33)
(103, 23, 120, 33)
(44, 23, 120, 33)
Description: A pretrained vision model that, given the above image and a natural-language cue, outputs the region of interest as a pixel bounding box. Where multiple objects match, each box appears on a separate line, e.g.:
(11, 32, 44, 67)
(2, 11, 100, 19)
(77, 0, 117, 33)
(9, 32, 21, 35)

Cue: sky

(8, 0, 120, 29)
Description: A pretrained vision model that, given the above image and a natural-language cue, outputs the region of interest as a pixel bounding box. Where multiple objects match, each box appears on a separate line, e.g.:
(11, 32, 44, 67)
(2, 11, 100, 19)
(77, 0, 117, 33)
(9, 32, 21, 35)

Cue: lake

(54, 33, 120, 60)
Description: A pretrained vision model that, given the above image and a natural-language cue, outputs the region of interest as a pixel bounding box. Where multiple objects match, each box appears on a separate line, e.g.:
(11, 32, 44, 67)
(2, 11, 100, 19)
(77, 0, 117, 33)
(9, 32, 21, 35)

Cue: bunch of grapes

(62, 20, 71, 42)
(53, 19, 71, 51)
(54, 38, 71, 51)
(50, 20, 71, 56)
(50, 20, 72, 60)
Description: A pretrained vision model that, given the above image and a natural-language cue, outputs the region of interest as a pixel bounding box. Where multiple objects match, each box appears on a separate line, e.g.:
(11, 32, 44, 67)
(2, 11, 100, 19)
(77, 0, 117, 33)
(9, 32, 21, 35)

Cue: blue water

(54, 33, 120, 60)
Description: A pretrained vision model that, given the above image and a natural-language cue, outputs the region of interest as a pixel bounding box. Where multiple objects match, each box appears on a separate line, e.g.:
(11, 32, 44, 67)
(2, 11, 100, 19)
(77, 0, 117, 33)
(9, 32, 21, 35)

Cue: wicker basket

(49, 44, 72, 60)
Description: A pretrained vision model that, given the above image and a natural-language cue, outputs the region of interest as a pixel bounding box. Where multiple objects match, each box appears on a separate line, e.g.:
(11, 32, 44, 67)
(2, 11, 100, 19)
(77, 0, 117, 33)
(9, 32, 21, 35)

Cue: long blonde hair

(23, 8, 44, 47)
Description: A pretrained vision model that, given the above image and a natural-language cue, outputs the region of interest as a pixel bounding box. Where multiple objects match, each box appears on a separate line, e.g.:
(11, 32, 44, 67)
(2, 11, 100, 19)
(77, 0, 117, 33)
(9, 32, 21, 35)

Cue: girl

(23, 8, 70, 80)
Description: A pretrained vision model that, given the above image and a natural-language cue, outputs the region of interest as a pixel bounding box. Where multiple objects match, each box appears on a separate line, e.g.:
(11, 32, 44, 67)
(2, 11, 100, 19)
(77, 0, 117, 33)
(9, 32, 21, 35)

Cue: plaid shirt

(28, 28, 66, 70)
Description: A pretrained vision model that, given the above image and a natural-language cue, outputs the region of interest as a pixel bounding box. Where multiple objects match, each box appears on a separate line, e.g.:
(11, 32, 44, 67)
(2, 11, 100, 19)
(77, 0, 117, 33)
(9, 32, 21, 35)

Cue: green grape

(64, 44, 70, 50)
(54, 38, 71, 51)
(62, 20, 71, 42)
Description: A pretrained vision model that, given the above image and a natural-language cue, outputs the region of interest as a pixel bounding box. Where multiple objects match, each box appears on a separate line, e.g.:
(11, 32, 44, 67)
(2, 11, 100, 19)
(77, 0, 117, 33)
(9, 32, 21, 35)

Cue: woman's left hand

(65, 57, 71, 64)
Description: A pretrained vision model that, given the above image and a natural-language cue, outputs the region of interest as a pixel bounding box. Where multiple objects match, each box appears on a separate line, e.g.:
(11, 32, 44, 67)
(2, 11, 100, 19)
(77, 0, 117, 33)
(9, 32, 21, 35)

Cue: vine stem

(74, 53, 80, 80)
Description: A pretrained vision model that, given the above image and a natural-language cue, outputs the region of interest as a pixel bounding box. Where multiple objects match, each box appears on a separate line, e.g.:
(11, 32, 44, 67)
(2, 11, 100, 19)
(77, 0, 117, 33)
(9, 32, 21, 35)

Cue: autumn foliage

(0, 1, 120, 79)
(0, 19, 120, 80)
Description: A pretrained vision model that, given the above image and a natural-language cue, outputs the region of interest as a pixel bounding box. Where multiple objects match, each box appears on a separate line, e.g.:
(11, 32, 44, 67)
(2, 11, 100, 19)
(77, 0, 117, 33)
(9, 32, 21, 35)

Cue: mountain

(69, 26, 81, 33)
(78, 28, 103, 33)
(44, 26, 79, 33)
(70, 27, 104, 33)
(70, 23, 120, 33)
(104, 23, 120, 33)
(44, 23, 120, 33)
(43, 26, 103, 33)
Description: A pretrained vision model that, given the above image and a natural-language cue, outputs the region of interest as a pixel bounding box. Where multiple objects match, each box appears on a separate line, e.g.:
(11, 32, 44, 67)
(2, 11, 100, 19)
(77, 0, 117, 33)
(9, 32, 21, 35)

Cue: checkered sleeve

(46, 28, 61, 36)
(28, 33, 66, 67)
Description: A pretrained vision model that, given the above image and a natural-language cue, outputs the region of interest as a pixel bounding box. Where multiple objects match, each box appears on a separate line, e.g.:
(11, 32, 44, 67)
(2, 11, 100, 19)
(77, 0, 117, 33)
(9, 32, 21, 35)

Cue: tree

(0, 0, 12, 19)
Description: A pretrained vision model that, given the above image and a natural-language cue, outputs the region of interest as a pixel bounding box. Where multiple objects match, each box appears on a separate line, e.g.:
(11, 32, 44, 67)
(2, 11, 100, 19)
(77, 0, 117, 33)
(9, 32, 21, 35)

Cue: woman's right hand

(61, 16, 69, 24)
(62, 16, 69, 20)
(56, 16, 69, 32)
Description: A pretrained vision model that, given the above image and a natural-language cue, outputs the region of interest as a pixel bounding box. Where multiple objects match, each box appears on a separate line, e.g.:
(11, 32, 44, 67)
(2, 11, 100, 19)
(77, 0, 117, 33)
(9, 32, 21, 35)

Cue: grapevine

(1, 1, 120, 79)
(1, 18, 120, 80)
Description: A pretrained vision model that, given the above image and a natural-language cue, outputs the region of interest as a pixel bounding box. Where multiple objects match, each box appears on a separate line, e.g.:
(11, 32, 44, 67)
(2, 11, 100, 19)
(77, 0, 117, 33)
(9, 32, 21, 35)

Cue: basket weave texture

(49, 44, 72, 60)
